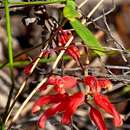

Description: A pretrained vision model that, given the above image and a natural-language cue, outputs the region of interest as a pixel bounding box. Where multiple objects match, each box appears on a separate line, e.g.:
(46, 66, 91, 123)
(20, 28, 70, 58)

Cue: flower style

(84, 75, 123, 130)
(39, 75, 77, 94)
(32, 92, 84, 128)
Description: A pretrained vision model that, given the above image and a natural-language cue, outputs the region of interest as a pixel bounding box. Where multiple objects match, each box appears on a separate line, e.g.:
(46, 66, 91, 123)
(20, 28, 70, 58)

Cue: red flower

(94, 93, 122, 127)
(89, 106, 107, 130)
(84, 76, 100, 93)
(58, 30, 80, 61)
(32, 92, 84, 128)
(39, 75, 77, 94)
(84, 76, 113, 93)
(58, 30, 72, 46)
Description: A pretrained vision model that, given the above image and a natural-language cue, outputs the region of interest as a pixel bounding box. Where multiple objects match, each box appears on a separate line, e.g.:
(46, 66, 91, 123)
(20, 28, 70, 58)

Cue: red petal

(98, 79, 112, 90)
(39, 83, 47, 91)
(24, 59, 36, 75)
(84, 76, 100, 93)
(61, 92, 84, 124)
(24, 63, 33, 75)
(94, 93, 122, 127)
(38, 97, 69, 128)
(38, 103, 64, 128)
(58, 30, 71, 45)
(62, 76, 77, 89)
(67, 45, 80, 60)
(47, 76, 57, 85)
(89, 106, 107, 130)
(32, 94, 67, 113)
(54, 76, 65, 93)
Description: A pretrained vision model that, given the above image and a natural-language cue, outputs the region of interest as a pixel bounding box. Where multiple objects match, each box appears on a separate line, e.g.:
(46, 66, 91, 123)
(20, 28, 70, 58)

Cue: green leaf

(70, 19, 105, 55)
(0, 123, 6, 130)
(63, 0, 79, 20)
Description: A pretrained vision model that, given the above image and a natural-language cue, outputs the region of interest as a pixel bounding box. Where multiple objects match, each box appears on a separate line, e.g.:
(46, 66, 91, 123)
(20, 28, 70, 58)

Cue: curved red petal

(62, 76, 77, 89)
(89, 107, 107, 130)
(94, 93, 122, 127)
(67, 45, 80, 60)
(38, 98, 69, 128)
(84, 76, 100, 93)
(32, 94, 67, 113)
(24, 63, 33, 75)
(38, 103, 62, 128)
(61, 92, 84, 124)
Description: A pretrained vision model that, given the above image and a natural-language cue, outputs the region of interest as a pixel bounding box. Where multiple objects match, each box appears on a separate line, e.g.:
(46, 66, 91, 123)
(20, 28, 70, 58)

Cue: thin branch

(78, 0, 89, 9)
(86, 0, 115, 25)
(87, 0, 105, 19)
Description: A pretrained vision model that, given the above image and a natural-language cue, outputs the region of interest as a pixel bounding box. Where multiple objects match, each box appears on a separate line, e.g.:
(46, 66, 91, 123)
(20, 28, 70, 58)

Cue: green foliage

(63, 0, 105, 56)
(70, 19, 105, 55)
(63, 0, 79, 20)
(0, 123, 6, 130)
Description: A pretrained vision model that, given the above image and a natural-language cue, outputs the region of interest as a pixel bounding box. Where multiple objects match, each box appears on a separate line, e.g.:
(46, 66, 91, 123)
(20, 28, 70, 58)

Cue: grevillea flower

(84, 76, 100, 93)
(32, 92, 84, 128)
(39, 75, 77, 94)
(94, 93, 122, 127)
(58, 30, 72, 46)
(84, 76, 113, 93)
(89, 106, 107, 130)
(58, 30, 80, 61)
(84, 75, 123, 129)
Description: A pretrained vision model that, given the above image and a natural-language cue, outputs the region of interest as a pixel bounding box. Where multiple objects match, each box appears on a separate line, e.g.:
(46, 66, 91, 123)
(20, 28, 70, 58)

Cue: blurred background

(0, 0, 130, 130)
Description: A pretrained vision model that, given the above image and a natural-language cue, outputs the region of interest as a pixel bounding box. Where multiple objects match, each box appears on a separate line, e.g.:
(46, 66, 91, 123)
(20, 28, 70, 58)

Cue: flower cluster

(32, 75, 123, 130)
(25, 29, 122, 130)
(84, 76, 123, 130)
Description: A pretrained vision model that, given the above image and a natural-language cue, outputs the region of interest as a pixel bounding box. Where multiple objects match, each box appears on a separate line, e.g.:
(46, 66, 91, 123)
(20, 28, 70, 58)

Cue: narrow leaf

(63, 0, 79, 20)
(70, 19, 105, 55)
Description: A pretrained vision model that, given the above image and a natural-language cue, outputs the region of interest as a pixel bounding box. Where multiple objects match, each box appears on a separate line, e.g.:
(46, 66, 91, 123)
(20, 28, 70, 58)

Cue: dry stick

(87, 0, 104, 19)
(7, 36, 74, 130)
(4, 45, 48, 124)
(78, 0, 89, 9)
(81, 0, 105, 25)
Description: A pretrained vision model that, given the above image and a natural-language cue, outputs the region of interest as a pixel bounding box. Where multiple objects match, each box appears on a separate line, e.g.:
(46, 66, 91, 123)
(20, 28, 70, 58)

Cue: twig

(87, 0, 105, 19)
(78, 0, 89, 9)
(86, 0, 115, 25)
(102, 9, 128, 62)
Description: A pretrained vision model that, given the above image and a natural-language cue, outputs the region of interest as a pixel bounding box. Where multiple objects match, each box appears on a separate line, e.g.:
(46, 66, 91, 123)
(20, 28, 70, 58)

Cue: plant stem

(3, 0, 15, 123)
(9, 0, 66, 6)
